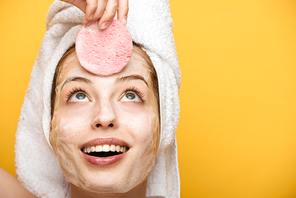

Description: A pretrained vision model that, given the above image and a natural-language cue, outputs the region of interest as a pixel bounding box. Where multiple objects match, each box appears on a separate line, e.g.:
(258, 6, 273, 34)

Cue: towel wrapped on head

(15, 0, 181, 197)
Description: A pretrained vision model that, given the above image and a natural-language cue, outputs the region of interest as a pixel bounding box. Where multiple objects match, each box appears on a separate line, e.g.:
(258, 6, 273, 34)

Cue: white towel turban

(15, 0, 181, 197)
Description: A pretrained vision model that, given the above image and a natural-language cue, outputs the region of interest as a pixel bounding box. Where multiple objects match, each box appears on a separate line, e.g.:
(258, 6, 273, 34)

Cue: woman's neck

(70, 180, 147, 198)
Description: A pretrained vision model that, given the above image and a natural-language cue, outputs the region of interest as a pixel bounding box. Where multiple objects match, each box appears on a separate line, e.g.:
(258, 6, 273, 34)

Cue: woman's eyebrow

(116, 75, 148, 86)
(61, 76, 92, 90)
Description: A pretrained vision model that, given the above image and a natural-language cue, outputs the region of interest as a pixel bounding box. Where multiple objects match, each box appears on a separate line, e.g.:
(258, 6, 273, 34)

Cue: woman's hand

(62, 0, 129, 29)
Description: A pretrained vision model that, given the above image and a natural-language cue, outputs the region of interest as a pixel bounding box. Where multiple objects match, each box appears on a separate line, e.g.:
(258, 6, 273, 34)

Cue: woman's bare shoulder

(0, 167, 35, 198)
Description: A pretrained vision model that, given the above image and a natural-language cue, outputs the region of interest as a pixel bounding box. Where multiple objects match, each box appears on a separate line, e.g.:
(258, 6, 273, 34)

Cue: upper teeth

(83, 145, 127, 153)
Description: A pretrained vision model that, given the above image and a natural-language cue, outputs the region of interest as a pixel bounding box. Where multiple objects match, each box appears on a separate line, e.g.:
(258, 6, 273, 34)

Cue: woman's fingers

(61, 0, 87, 13)
(63, 0, 129, 29)
(117, 0, 129, 25)
(85, 0, 99, 20)
(92, 0, 108, 21)
(98, 0, 118, 29)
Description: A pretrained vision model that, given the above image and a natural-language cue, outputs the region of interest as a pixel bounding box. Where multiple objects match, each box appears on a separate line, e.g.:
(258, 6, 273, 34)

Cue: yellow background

(1, 0, 296, 197)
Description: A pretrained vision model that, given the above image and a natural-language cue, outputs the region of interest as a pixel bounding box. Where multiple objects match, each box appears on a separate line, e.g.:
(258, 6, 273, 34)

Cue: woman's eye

(121, 92, 141, 102)
(69, 92, 89, 102)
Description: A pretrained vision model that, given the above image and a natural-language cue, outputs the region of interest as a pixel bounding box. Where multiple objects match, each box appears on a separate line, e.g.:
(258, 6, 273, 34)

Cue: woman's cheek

(60, 116, 87, 138)
(117, 103, 158, 148)
(51, 110, 89, 153)
(126, 113, 155, 149)
(50, 115, 89, 186)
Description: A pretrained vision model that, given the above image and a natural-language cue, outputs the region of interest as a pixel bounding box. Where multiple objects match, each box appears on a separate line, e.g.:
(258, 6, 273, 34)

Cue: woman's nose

(92, 104, 116, 129)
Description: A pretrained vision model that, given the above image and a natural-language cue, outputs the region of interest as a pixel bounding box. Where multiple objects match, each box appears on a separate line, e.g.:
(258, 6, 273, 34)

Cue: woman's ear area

(49, 120, 58, 156)
(49, 121, 53, 147)
(49, 118, 56, 150)
(48, 128, 58, 157)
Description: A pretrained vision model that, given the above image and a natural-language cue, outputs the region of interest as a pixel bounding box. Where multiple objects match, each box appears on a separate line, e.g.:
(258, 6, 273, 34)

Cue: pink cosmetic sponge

(76, 20, 133, 76)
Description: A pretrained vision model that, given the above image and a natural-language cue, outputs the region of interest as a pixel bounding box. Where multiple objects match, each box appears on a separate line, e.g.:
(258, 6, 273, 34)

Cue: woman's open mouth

(82, 144, 129, 158)
(81, 138, 130, 166)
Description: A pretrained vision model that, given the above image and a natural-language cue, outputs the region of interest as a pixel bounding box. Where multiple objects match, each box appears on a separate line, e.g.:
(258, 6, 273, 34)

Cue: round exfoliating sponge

(76, 20, 133, 76)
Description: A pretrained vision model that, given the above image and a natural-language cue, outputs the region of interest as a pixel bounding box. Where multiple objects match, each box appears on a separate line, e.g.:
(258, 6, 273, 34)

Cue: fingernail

(84, 19, 91, 27)
(88, 13, 94, 20)
(100, 21, 110, 29)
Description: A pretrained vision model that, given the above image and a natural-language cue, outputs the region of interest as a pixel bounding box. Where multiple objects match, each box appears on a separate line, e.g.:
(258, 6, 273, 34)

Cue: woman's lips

(81, 137, 129, 166)
(81, 137, 129, 148)
(82, 151, 127, 166)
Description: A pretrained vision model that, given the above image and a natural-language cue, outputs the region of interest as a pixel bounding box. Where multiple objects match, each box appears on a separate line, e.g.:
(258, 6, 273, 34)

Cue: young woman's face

(50, 48, 159, 194)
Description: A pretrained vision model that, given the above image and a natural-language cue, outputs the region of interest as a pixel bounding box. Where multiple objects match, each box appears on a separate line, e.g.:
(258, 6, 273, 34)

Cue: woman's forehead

(58, 50, 151, 85)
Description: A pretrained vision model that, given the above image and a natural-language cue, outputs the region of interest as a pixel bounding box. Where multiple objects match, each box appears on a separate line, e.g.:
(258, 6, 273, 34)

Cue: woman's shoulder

(0, 167, 35, 198)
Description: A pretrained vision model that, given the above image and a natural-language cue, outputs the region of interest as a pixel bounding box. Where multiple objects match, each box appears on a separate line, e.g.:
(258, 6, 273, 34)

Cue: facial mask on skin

(49, 50, 159, 194)
(76, 20, 133, 76)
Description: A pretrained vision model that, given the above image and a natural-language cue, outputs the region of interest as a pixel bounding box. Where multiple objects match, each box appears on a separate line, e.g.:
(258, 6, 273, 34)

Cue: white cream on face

(50, 49, 159, 194)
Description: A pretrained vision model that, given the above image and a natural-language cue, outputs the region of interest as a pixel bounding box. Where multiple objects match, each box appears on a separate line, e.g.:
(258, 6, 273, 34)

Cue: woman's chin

(69, 176, 147, 195)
